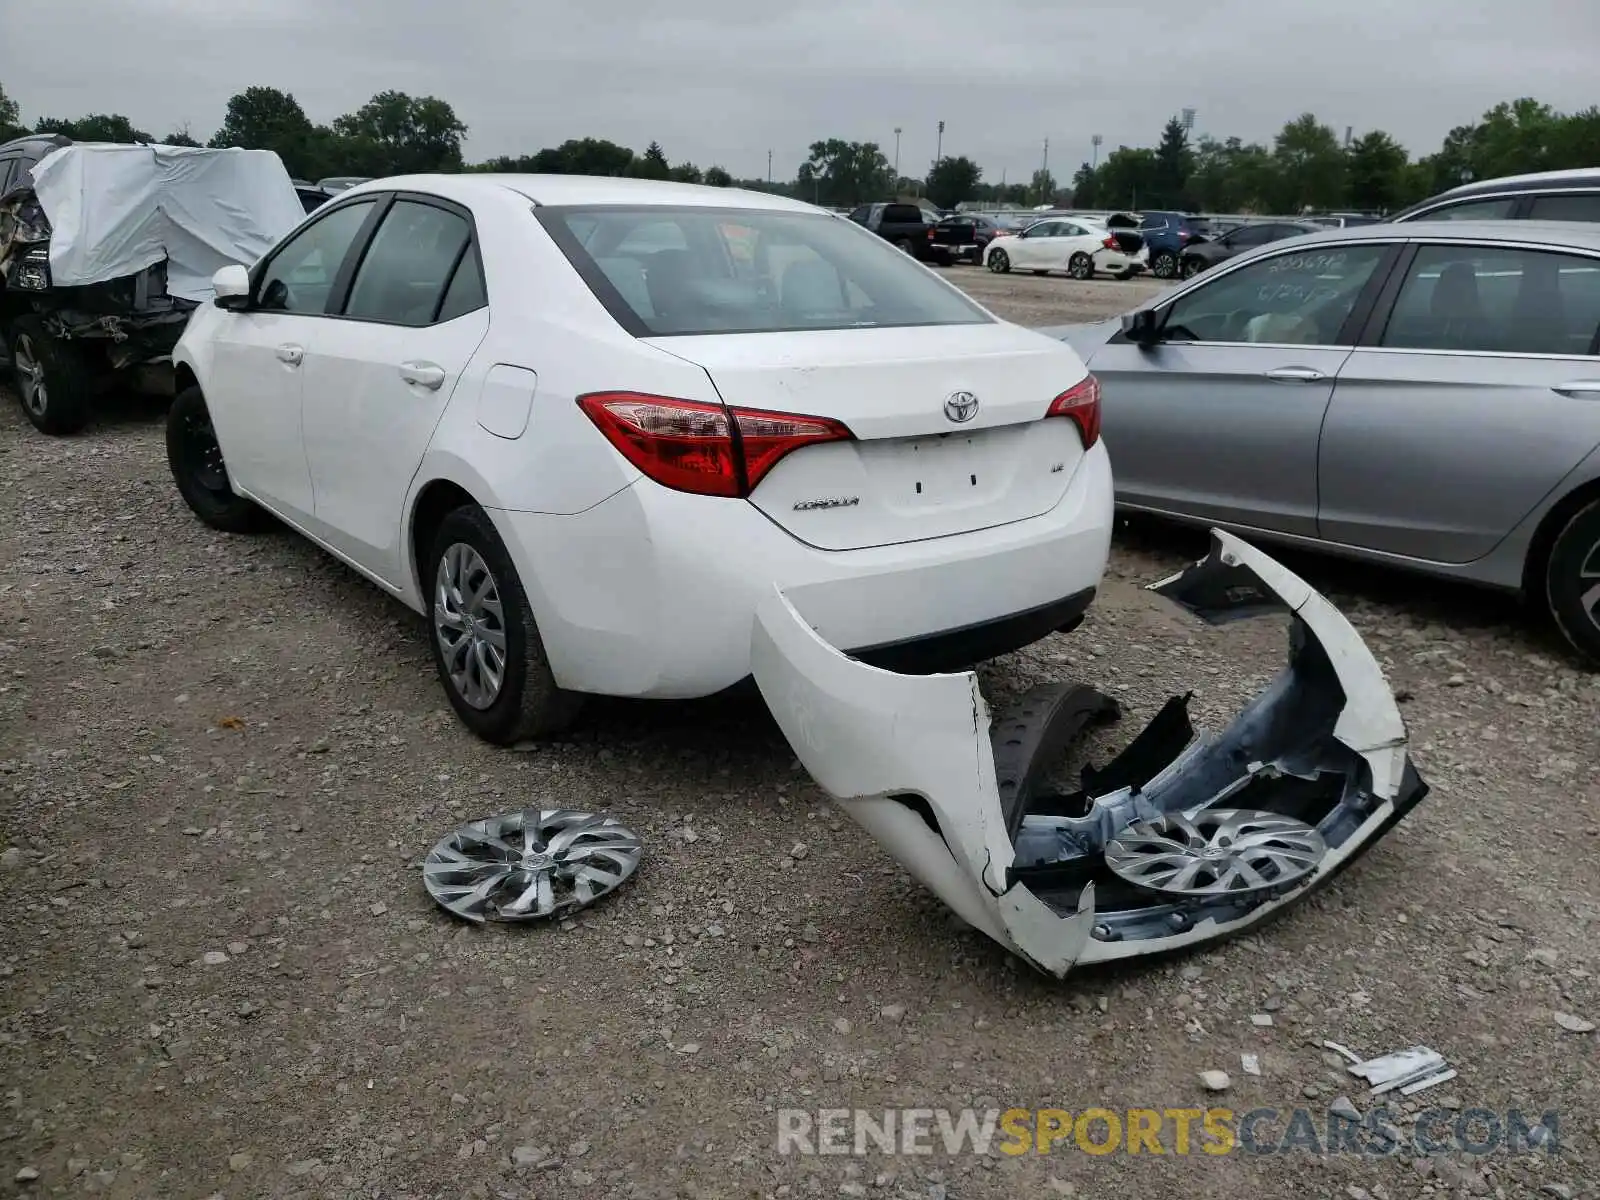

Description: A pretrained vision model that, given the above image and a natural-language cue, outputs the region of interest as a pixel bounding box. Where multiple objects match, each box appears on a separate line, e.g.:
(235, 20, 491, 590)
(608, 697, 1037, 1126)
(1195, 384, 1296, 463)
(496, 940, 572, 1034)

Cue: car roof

(335, 172, 821, 213)
(0, 132, 72, 155)
(1233, 219, 1600, 254)
(1430, 167, 1600, 201)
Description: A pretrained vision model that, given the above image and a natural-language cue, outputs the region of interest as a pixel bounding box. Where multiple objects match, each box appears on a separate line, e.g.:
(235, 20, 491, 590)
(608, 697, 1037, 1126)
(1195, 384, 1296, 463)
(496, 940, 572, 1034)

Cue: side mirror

(212, 264, 251, 311)
(1121, 308, 1161, 346)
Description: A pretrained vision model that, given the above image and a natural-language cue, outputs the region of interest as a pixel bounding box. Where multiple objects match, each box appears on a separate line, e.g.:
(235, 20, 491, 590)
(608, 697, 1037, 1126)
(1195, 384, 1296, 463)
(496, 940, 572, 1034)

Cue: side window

(1162, 243, 1388, 345)
(343, 200, 472, 326)
(1526, 194, 1600, 224)
(435, 248, 487, 323)
(1379, 244, 1600, 356)
(1410, 197, 1517, 222)
(1023, 222, 1057, 239)
(884, 204, 925, 225)
(1228, 225, 1277, 248)
(847, 206, 871, 225)
(1139, 216, 1166, 232)
(1059, 223, 1087, 238)
(256, 199, 377, 315)
(0, 159, 17, 194)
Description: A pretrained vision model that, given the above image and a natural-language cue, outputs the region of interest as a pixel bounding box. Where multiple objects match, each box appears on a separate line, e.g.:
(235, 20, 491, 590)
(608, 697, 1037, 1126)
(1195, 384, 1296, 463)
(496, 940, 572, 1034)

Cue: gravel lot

(2, 267, 1597, 1200)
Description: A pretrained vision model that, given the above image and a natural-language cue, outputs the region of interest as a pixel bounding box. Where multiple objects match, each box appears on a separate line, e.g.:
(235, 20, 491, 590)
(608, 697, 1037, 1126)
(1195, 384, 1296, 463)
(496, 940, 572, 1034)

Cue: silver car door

(1088, 240, 1398, 535)
(1319, 240, 1600, 562)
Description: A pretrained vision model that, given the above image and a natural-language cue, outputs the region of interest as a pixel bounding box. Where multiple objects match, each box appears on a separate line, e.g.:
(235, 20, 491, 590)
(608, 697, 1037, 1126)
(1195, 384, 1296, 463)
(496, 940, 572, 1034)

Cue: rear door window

(1526, 194, 1600, 224)
(1379, 244, 1600, 356)
(342, 200, 472, 326)
(883, 204, 925, 225)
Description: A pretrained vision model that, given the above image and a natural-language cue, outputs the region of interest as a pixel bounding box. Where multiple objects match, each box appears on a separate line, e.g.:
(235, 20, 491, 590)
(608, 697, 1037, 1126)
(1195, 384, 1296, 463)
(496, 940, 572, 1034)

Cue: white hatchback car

(984, 216, 1148, 280)
(166, 175, 1112, 743)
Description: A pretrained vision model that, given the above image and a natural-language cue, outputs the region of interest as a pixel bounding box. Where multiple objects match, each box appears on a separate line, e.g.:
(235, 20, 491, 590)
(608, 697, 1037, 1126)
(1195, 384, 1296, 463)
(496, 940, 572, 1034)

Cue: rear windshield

(537, 205, 993, 337)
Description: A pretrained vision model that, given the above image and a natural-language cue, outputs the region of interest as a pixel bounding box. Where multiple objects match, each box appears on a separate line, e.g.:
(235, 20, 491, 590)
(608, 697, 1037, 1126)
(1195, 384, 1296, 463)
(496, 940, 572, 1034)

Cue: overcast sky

(5, 0, 1596, 183)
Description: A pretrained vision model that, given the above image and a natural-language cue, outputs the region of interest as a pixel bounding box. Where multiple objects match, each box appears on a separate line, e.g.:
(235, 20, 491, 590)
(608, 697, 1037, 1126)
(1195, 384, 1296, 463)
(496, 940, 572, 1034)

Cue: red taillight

(1101, 235, 1119, 251)
(927, 228, 937, 239)
(577, 392, 852, 498)
(1046, 376, 1101, 450)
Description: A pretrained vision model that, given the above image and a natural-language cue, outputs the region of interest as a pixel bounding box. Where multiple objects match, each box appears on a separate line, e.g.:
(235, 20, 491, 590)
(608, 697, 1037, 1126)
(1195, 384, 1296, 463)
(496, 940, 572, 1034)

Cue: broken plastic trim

(750, 529, 1428, 978)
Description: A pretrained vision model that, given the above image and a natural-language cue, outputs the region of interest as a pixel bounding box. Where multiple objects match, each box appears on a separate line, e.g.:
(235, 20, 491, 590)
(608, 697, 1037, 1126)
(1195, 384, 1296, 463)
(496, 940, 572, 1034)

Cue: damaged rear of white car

(751, 529, 1428, 977)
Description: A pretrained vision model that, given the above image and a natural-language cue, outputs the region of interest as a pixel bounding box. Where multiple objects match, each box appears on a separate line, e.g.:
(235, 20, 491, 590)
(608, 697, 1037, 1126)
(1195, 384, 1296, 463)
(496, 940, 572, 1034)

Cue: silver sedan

(1043, 220, 1600, 666)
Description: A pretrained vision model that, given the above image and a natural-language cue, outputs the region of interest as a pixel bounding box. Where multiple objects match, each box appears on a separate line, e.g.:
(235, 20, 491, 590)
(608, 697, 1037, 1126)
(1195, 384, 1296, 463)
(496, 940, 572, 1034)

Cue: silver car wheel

(1579, 539, 1600, 632)
(433, 542, 508, 710)
(1105, 808, 1325, 898)
(13, 333, 47, 417)
(424, 808, 643, 923)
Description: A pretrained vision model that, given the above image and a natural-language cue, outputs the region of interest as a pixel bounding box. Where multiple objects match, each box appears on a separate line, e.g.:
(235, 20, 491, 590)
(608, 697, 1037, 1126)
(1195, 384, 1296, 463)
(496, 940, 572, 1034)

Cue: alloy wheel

(1153, 252, 1178, 279)
(989, 250, 1009, 273)
(1104, 808, 1325, 898)
(13, 334, 47, 418)
(1578, 537, 1600, 635)
(434, 542, 509, 710)
(424, 808, 642, 923)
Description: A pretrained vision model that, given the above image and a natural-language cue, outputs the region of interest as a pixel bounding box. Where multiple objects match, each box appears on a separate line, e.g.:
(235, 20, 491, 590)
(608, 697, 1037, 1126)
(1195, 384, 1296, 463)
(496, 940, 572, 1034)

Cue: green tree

(1272, 113, 1344, 211)
(330, 90, 467, 175)
(704, 165, 733, 187)
(1069, 163, 1098, 208)
(631, 140, 671, 179)
(0, 83, 24, 141)
(1553, 107, 1600, 170)
(528, 138, 634, 175)
(1097, 147, 1159, 209)
(925, 155, 982, 209)
(1029, 168, 1056, 206)
(802, 140, 892, 206)
(1153, 116, 1194, 207)
(209, 87, 318, 174)
(1470, 98, 1561, 179)
(669, 161, 703, 184)
(1344, 130, 1409, 212)
(35, 113, 152, 143)
(163, 125, 203, 148)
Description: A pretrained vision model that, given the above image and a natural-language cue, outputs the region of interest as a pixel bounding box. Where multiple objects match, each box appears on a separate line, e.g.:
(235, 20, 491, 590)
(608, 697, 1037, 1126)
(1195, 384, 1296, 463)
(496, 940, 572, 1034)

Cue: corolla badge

(943, 390, 980, 423)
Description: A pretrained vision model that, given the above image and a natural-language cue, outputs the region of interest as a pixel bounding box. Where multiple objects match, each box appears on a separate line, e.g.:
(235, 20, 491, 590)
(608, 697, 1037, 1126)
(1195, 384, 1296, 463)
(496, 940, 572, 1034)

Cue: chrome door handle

(1552, 381, 1600, 398)
(275, 344, 303, 366)
(399, 361, 446, 390)
(1264, 366, 1326, 383)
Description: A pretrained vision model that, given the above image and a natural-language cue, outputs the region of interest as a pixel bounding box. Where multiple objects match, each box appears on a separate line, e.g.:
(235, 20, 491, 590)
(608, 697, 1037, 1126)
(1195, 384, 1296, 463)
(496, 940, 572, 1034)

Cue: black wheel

(895, 237, 915, 254)
(1068, 252, 1094, 280)
(1544, 497, 1600, 668)
(426, 504, 584, 744)
(1181, 257, 1205, 279)
(7, 314, 93, 435)
(166, 385, 270, 533)
(1152, 250, 1179, 279)
(987, 249, 1010, 274)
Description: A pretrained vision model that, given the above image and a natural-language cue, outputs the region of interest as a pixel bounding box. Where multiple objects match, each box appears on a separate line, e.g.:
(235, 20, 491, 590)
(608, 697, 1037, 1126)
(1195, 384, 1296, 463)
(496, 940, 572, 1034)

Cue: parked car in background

(1392, 168, 1600, 224)
(166, 175, 1113, 743)
(847, 201, 951, 264)
(1303, 213, 1381, 228)
(317, 176, 373, 193)
(293, 182, 335, 213)
(1179, 220, 1325, 277)
(928, 212, 1020, 264)
(1043, 220, 1600, 665)
(1130, 211, 1214, 279)
(2, 138, 304, 434)
(984, 216, 1147, 279)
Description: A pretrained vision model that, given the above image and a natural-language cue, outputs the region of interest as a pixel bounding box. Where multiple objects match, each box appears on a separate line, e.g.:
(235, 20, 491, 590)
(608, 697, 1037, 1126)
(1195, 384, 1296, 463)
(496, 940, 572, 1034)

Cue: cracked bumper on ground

(750, 529, 1429, 978)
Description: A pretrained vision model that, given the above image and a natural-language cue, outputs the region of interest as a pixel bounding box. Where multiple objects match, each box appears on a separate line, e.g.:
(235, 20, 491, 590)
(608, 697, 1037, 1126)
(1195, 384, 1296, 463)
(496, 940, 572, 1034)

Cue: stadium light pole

(893, 127, 902, 182)
(936, 120, 944, 164)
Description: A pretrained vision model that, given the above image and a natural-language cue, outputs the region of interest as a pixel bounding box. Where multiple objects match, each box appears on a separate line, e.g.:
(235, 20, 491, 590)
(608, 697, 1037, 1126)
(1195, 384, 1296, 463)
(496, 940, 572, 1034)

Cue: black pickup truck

(846, 202, 951, 265)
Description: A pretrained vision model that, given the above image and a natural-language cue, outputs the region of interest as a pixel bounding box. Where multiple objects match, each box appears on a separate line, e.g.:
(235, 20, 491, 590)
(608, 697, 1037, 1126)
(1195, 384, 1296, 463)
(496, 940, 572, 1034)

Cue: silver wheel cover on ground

(14, 334, 47, 417)
(1104, 809, 1325, 898)
(434, 542, 508, 709)
(424, 809, 642, 923)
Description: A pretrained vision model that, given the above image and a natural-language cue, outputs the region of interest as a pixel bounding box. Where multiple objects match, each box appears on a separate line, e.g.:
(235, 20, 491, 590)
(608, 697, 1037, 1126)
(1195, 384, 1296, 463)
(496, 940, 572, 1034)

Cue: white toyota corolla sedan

(166, 175, 1112, 743)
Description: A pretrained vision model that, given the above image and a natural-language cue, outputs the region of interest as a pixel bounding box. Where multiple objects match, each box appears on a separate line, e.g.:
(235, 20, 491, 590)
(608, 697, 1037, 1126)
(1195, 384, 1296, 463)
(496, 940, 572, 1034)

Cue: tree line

(3, 82, 1595, 215)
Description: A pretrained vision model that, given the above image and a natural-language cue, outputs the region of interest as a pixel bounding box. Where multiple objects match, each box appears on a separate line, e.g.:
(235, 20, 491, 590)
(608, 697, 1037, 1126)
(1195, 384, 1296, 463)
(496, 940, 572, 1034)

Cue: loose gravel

(1, 270, 1596, 1199)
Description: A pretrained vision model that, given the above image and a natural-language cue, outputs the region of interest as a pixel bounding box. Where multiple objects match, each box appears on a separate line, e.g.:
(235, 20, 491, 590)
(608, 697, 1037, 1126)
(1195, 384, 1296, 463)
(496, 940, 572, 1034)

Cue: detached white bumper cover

(31, 143, 305, 301)
(751, 530, 1428, 978)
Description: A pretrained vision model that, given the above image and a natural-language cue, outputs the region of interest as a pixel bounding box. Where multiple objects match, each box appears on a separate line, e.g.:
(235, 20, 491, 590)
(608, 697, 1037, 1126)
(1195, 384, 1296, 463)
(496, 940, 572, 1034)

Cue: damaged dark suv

(0, 135, 305, 435)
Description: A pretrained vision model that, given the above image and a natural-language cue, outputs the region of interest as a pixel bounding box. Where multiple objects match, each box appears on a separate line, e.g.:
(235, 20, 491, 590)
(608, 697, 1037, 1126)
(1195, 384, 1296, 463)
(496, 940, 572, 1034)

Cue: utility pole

(767, 149, 772, 183)
(1091, 133, 1102, 168)
(936, 120, 944, 164)
(893, 127, 902, 184)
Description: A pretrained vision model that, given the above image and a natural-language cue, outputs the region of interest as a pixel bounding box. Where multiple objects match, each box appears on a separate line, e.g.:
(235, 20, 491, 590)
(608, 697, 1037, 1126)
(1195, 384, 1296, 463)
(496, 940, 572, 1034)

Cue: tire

(1181, 257, 1205, 279)
(166, 385, 271, 533)
(7, 314, 93, 435)
(895, 237, 915, 254)
(1068, 252, 1094, 280)
(426, 503, 584, 744)
(988, 249, 1010, 274)
(1152, 250, 1179, 280)
(1543, 497, 1600, 667)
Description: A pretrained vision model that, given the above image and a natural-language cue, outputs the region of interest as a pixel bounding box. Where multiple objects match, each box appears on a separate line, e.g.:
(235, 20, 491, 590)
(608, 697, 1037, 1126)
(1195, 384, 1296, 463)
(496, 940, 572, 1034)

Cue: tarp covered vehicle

(0, 141, 305, 434)
(752, 529, 1428, 977)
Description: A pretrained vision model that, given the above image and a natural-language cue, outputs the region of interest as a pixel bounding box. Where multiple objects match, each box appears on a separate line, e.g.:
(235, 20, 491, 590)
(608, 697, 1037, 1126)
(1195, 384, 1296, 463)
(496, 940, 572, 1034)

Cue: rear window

(537, 205, 993, 337)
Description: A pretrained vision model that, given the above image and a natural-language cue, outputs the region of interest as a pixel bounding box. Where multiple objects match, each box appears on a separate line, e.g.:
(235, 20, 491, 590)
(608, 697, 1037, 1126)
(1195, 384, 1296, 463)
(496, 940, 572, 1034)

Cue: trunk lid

(648, 323, 1091, 551)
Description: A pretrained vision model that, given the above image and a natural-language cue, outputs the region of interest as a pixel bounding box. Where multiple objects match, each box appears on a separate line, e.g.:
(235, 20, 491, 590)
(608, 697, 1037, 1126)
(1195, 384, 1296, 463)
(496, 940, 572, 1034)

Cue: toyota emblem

(943, 391, 980, 423)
